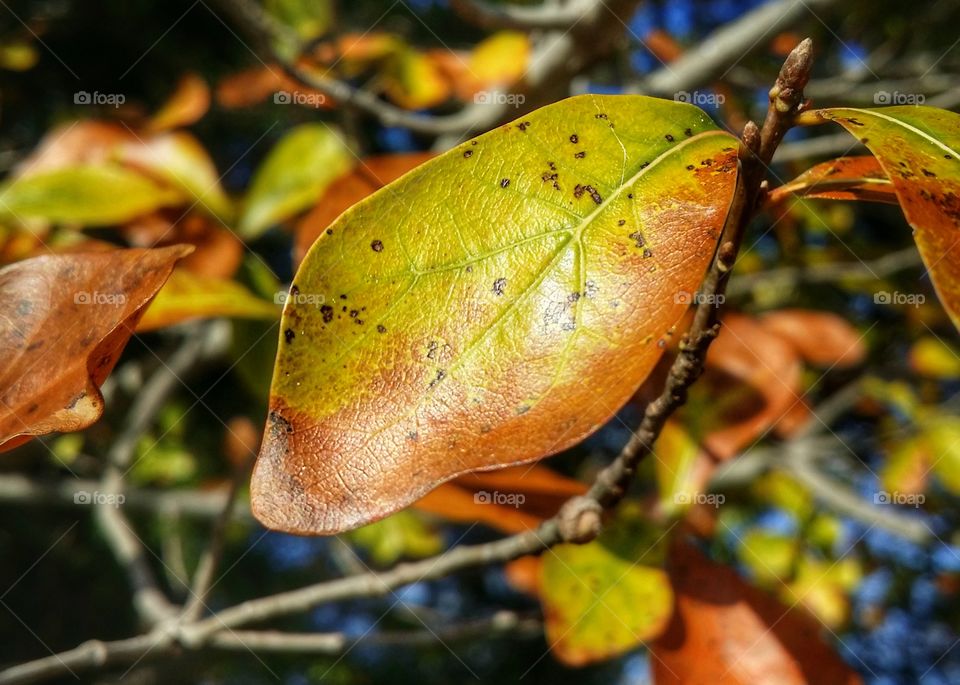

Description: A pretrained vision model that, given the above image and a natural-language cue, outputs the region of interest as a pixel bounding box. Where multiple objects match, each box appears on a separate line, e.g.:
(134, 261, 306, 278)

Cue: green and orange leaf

(253, 94, 739, 535)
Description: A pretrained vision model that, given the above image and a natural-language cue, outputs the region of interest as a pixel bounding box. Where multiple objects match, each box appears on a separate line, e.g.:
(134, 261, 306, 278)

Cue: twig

(450, 0, 592, 30)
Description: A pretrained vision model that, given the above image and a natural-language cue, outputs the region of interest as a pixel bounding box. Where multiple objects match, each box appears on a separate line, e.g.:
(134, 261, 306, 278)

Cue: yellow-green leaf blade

(238, 124, 353, 238)
(0, 164, 183, 225)
(253, 94, 739, 535)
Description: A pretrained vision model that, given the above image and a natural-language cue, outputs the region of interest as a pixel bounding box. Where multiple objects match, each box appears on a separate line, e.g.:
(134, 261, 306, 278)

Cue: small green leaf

(540, 503, 673, 666)
(346, 510, 443, 565)
(0, 164, 183, 225)
(239, 124, 353, 238)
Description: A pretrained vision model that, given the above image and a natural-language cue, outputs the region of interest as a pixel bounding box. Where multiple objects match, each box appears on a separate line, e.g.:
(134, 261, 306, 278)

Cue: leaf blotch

(493, 277, 507, 296)
(371, 239, 384, 252)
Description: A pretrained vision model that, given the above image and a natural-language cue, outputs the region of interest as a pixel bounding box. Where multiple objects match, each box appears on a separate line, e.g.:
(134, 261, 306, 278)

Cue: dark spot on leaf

(627, 193, 634, 199)
(516, 404, 530, 415)
(284, 329, 295, 343)
(500, 178, 510, 188)
(493, 277, 507, 296)
(923, 169, 937, 177)
(518, 121, 530, 131)
(686, 165, 695, 170)
(945, 154, 953, 160)
(574, 151, 586, 159)
(371, 239, 384, 252)
(684, 128, 693, 137)
(617, 219, 626, 226)
(290, 284, 300, 296)
(665, 134, 674, 142)
(427, 341, 439, 359)
(595, 113, 608, 119)
(643, 248, 653, 258)
(377, 324, 387, 333)
(320, 305, 334, 323)
(340, 294, 347, 300)
(629, 231, 645, 248)
(407, 431, 418, 441)
(463, 149, 473, 158)
(429, 369, 446, 388)
(326, 229, 333, 235)
(573, 184, 602, 204)
(569, 134, 579, 144)
(349, 309, 359, 318)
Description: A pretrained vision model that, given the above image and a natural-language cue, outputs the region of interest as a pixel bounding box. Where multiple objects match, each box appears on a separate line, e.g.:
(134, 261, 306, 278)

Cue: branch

(450, 0, 592, 30)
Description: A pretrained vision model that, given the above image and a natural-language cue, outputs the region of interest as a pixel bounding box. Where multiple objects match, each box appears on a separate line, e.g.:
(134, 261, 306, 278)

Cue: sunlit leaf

(346, 509, 443, 566)
(759, 309, 867, 368)
(0, 165, 183, 226)
(382, 47, 450, 110)
(296, 153, 435, 266)
(252, 94, 739, 534)
(925, 413, 960, 494)
(651, 541, 861, 685)
(116, 132, 234, 222)
(541, 503, 673, 666)
(813, 106, 960, 330)
(0, 245, 191, 450)
(239, 124, 353, 238)
(467, 31, 530, 90)
(768, 156, 897, 205)
(137, 268, 278, 331)
(909, 335, 960, 379)
(653, 419, 701, 515)
(146, 72, 211, 133)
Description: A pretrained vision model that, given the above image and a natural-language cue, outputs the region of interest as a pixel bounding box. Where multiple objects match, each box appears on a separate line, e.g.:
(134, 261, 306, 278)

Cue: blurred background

(1, 0, 960, 683)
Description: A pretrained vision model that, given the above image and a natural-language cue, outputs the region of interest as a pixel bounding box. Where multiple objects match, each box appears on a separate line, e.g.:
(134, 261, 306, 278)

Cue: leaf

(540, 502, 673, 666)
(768, 156, 897, 205)
(0, 165, 183, 226)
(253, 94, 739, 535)
(295, 153, 436, 266)
(382, 47, 451, 110)
(137, 268, 278, 331)
(116, 132, 234, 222)
(146, 72, 211, 133)
(124, 212, 244, 280)
(759, 309, 866, 368)
(651, 541, 861, 685)
(925, 413, 960, 494)
(653, 419, 702, 515)
(216, 64, 331, 109)
(909, 335, 960, 378)
(466, 31, 530, 92)
(239, 124, 353, 238)
(813, 106, 960, 329)
(413, 463, 587, 534)
(265, 0, 333, 44)
(0, 245, 192, 450)
(346, 509, 443, 565)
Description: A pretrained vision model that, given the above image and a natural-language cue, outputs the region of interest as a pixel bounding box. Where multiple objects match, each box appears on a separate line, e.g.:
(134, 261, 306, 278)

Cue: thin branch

(450, 0, 591, 30)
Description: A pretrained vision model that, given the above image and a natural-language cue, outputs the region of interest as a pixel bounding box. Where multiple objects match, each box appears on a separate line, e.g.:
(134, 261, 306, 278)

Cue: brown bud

(557, 496, 603, 544)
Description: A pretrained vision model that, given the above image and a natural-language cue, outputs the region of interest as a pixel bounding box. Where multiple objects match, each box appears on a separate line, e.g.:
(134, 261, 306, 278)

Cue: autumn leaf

(145, 72, 211, 133)
(0, 165, 183, 226)
(381, 46, 451, 110)
(541, 502, 673, 666)
(811, 106, 960, 329)
(651, 541, 861, 685)
(768, 156, 897, 205)
(137, 268, 278, 331)
(252, 94, 739, 535)
(295, 153, 435, 266)
(238, 124, 353, 238)
(0, 245, 192, 450)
